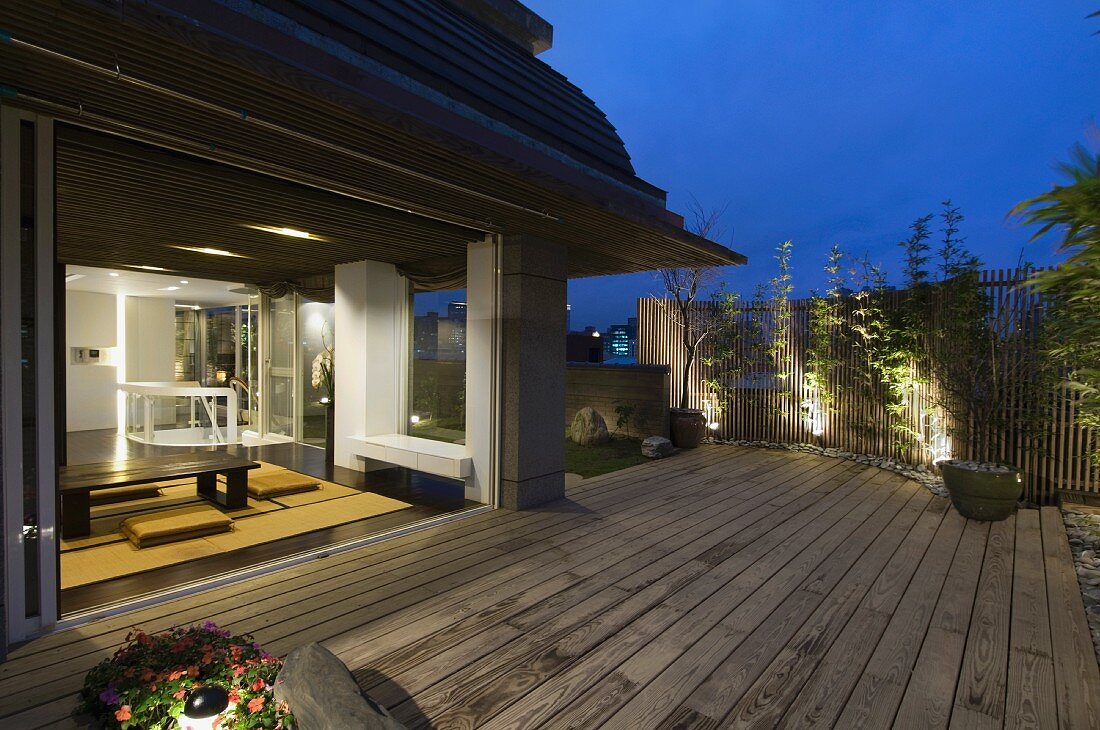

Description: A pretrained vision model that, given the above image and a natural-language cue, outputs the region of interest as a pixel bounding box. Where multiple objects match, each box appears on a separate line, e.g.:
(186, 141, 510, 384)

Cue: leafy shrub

(80, 622, 295, 729)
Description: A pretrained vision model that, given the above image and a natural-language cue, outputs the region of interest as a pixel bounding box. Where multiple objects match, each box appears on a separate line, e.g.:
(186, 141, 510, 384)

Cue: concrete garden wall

(565, 363, 670, 439)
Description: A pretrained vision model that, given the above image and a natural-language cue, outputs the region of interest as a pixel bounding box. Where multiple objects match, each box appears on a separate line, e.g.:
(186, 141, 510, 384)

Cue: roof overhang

(0, 0, 747, 277)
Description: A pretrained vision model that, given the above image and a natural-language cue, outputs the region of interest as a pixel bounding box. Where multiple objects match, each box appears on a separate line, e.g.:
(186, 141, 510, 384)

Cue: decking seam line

(707, 476, 918, 728)
(509, 467, 900, 729)
(764, 486, 944, 730)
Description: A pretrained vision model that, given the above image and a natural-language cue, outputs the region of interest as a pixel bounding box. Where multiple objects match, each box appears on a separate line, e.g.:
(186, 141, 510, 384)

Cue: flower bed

(80, 622, 295, 729)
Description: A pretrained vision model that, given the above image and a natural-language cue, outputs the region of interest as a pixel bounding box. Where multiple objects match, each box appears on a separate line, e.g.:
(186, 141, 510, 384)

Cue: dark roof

(234, 0, 645, 194)
(0, 0, 747, 273)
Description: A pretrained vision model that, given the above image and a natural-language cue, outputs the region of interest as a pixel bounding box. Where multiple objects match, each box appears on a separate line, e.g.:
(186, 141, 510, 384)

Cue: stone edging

(705, 438, 949, 498)
(1061, 507, 1100, 663)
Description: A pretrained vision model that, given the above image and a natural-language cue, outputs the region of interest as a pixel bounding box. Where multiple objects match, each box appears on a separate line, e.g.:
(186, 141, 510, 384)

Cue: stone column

(499, 235, 567, 509)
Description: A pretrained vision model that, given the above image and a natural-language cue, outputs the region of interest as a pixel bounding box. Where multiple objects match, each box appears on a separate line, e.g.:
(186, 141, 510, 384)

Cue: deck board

(1, 446, 1097, 729)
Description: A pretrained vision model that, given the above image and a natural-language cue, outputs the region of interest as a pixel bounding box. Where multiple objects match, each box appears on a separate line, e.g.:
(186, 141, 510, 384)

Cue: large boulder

(642, 436, 676, 459)
(274, 643, 406, 730)
(570, 407, 610, 446)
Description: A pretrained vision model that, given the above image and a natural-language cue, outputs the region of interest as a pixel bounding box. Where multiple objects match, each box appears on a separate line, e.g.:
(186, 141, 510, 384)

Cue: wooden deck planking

(0, 447, 1098, 729)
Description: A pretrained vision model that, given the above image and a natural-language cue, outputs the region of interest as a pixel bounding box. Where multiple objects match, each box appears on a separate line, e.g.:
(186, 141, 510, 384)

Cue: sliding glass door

(297, 298, 334, 447)
(265, 294, 296, 439)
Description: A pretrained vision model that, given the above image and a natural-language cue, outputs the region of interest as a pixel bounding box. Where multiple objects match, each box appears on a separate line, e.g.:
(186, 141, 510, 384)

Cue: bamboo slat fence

(637, 269, 1098, 504)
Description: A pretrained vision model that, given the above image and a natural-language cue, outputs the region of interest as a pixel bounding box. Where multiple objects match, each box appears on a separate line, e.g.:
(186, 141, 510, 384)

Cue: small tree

(658, 200, 727, 410)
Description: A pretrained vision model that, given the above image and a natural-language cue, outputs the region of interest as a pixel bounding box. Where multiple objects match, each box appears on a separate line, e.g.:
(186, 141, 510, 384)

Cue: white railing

(120, 381, 239, 446)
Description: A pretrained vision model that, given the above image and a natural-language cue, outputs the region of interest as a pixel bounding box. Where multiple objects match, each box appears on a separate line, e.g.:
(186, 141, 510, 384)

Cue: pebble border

(706, 438, 949, 498)
(1061, 507, 1100, 662)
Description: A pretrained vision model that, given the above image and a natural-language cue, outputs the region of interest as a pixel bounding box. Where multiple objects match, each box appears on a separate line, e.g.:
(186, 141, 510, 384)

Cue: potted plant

(905, 202, 1045, 520)
(939, 460, 1023, 521)
(658, 202, 727, 449)
(79, 622, 295, 729)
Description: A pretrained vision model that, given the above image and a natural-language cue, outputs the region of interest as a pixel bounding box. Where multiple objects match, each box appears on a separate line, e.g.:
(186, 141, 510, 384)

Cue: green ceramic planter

(940, 460, 1023, 521)
(669, 408, 705, 449)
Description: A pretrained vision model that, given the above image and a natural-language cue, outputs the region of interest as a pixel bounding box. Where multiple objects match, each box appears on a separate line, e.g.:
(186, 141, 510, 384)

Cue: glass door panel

(297, 298, 334, 447)
(410, 289, 467, 444)
(265, 294, 296, 439)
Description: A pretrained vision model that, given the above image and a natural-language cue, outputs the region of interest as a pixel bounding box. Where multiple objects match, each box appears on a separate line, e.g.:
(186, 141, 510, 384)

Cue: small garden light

(178, 685, 229, 730)
(708, 422, 720, 431)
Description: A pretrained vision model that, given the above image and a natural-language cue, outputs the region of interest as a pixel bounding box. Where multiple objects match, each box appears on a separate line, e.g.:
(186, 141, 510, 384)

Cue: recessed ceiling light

(127, 265, 171, 272)
(108, 272, 120, 277)
(179, 280, 189, 284)
(158, 286, 180, 291)
(172, 245, 249, 258)
(245, 224, 322, 241)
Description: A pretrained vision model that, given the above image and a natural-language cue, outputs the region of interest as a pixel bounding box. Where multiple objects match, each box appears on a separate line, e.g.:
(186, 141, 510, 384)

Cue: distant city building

(604, 317, 637, 358)
(447, 301, 467, 322)
(414, 309, 466, 361)
(566, 325, 604, 363)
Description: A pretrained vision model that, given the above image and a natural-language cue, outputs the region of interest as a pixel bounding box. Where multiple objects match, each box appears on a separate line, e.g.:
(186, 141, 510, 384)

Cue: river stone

(274, 643, 406, 730)
(642, 436, 675, 459)
(570, 407, 610, 446)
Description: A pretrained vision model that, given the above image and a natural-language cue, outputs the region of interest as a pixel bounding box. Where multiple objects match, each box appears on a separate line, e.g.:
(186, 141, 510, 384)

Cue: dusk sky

(528, 1, 1100, 332)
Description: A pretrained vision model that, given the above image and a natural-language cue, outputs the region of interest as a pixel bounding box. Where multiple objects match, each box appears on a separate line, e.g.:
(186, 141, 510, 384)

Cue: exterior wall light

(178, 685, 229, 730)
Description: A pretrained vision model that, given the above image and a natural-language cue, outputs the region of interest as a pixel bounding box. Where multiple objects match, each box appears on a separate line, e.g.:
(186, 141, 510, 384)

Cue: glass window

(174, 309, 198, 382)
(410, 289, 466, 444)
(298, 298, 334, 447)
(266, 294, 296, 438)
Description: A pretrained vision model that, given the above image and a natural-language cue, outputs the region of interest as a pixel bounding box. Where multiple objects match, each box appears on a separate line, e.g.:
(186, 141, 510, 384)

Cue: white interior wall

(124, 296, 175, 382)
(65, 290, 118, 431)
(334, 260, 406, 470)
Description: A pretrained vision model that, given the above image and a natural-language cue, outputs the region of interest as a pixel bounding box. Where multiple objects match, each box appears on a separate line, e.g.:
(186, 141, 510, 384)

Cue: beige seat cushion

(121, 505, 233, 548)
(247, 472, 321, 499)
(89, 484, 162, 505)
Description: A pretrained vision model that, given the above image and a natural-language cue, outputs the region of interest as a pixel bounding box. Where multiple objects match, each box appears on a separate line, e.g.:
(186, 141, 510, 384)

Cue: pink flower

(173, 688, 187, 699)
(247, 696, 265, 713)
(115, 705, 132, 721)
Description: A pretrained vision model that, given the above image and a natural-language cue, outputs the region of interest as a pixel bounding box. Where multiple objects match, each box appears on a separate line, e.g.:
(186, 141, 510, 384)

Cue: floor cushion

(120, 504, 233, 548)
(247, 472, 322, 499)
(89, 484, 163, 505)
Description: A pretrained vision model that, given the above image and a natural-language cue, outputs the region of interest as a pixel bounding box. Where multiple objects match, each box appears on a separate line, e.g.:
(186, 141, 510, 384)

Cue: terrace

(2, 446, 1097, 728)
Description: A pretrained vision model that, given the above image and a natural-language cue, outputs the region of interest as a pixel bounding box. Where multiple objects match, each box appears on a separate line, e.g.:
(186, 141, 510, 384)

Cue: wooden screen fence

(637, 269, 1098, 504)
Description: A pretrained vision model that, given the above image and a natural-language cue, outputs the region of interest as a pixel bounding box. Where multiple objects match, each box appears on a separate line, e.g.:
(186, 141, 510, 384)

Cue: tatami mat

(60, 463, 413, 589)
(61, 491, 412, 589)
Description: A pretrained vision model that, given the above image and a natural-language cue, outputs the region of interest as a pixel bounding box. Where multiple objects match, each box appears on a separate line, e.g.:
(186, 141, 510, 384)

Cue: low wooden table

(59, 453, 259, 539)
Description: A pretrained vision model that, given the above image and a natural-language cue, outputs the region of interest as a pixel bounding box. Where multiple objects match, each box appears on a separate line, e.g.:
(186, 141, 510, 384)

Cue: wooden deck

(2, 446, 1099, 728)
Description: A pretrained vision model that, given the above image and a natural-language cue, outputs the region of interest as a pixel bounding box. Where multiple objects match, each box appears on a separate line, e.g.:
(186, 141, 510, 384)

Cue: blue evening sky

(527, 1, 1100, 331)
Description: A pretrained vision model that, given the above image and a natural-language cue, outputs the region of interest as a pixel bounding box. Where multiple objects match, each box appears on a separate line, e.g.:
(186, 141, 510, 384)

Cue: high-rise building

(605, 317, 637, 358)
(447, 301, 467, 323)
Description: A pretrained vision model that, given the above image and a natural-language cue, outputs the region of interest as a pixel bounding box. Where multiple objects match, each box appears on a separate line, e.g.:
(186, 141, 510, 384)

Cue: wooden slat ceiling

(0, 0, 746, 278)
(55, 125, 480, 283)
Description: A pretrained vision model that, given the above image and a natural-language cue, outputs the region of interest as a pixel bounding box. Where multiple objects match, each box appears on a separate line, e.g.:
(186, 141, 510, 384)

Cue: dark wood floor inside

(61, 430, 477, 615)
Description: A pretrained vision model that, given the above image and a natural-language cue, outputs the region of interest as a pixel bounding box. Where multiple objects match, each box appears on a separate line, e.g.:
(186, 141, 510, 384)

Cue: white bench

(346, 434, 471, 480)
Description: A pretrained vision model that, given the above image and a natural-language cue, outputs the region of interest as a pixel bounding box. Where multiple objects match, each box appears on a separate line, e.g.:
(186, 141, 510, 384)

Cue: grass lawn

(411, 418, 466, 444)
(565, 436, 650, 479)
